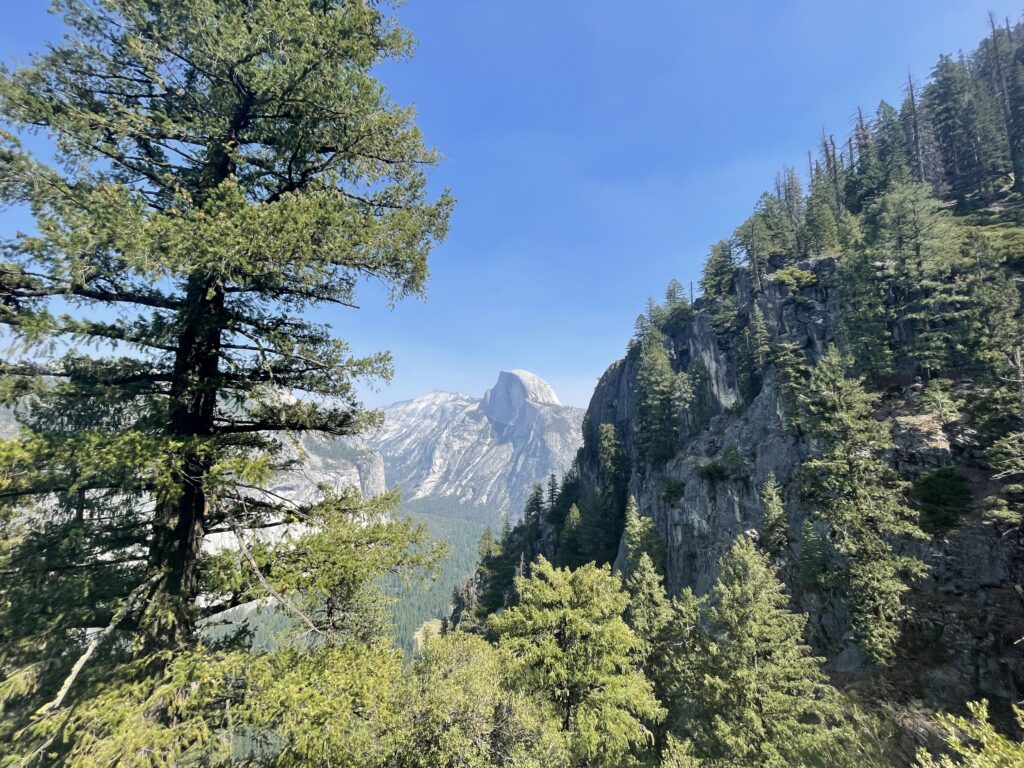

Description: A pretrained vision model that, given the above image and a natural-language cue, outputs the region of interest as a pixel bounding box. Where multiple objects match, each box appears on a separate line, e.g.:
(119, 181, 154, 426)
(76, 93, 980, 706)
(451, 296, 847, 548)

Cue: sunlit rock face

(373, 371, 584, 516)
(280, 371, 584, 517)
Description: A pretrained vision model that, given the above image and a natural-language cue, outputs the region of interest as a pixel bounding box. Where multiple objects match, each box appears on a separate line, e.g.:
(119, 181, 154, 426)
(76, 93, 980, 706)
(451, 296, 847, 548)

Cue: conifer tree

(623, 496, 665, 575)
(875, 100, 911, 188)
(777, 167, 807, 257)
(901, 75, 947, 194)
(558, 503, 585, 569)
(865, 181, 961, 376)
(392, 632, 570, 768)
(0, 1, 450, 761)
(664, 536, 847, 767)
(925, 54, 1008, 200)
(490, 557, 664, 768)
(916, 700, 1024, 767)
(805, 164, 841, 255)
(624, 553, 671, 664)
(799, 346, 927, 662)
(636, 331, 690, 466)
(699, 239, 737, 298)
(759, 473, 788, 556)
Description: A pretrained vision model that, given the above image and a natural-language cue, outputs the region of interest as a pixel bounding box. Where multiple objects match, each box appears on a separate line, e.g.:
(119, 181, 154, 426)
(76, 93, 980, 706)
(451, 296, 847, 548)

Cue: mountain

(469, 247, 1024, 735)
(373, 370, 585, 516)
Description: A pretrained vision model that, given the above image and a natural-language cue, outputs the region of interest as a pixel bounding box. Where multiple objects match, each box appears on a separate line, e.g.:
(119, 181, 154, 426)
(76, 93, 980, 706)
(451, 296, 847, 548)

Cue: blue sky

(2, 1, 1021, 408)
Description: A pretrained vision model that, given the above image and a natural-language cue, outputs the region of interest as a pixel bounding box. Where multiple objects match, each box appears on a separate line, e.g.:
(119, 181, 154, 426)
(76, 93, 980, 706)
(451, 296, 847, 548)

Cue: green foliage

(799, 346, 927, 663)
(659, 477, 687, 506)
(0, 0, 452, 761)
(773, 265, 818, 292)
(636, 330, 691, 466)
(700, 239, 737, 299)
(387, 499, 503, 655)
(916, 700, 1024, 767)
(759, 473, 788, 556)
(798, 519, 827, 588)
(623, 496, 665, 575)
(919, 379, 961, 425)
(910, 469, 971, 535)
(558, 503, 585, 569)
(662, 536, 848, 767)
(391, 632, 570, 768)
(489, 558, 664, 767)
(696, 444, 744, 483)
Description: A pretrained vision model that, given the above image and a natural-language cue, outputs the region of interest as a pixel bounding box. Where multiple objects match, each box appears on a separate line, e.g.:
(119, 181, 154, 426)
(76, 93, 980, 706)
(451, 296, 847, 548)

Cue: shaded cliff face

(577, 258, 1024, 708)
(376, 371, 584, 515)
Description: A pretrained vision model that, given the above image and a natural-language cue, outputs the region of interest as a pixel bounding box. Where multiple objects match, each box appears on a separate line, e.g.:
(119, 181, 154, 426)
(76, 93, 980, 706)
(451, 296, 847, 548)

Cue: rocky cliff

(276, 371, 584, 517)
(571, 257, 1024, 713)
(375, 370, 584, 515)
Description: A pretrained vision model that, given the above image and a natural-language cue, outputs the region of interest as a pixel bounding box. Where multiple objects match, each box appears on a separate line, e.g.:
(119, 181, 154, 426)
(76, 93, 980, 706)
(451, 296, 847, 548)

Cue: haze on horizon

(2, 1, 1021, 409)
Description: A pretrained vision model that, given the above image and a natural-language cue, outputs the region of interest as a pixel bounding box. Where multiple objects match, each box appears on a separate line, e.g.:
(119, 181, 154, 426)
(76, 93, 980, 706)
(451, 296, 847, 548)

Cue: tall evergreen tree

(635, 331, 690, 466)
(392, 632, 570, 768)
(663, 536, 848, 767)
(799, 346, 927, 662)
(699, 239, 737, 299)
(925, 54, 1007, 200)
(490, 557, 664, 768)
(0, 1, 450, 761)
(623, 496, 665, 575)
(759, 473, 788, 557)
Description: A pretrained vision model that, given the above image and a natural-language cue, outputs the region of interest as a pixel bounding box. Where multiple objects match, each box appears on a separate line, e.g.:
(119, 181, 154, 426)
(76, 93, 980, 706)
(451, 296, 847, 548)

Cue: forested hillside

(3, 2, 1024, 767)
(457, 14, 1024, 766)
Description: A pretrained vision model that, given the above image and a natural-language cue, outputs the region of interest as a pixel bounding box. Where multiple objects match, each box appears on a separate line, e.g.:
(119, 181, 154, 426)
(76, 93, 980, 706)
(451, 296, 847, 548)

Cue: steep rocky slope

(374, 370, 584, 516)
(541, 256, 1024, 716)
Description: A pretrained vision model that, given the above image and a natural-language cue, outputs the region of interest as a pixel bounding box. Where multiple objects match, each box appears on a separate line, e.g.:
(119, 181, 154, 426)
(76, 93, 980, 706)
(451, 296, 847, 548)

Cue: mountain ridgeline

(375, 370, 584, 517)
(273, 370, 583, 519)
(457, 17, 1024, 761)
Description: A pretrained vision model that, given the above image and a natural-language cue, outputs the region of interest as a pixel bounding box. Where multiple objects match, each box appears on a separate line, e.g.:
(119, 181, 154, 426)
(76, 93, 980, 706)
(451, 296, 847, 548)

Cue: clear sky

(2, 1, 1022, 408)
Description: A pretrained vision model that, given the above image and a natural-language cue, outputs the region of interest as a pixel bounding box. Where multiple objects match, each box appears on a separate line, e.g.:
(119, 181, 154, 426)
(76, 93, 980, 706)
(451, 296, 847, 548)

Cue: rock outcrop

(573, 257, 1024, 712)
(374, 371, 584, 515)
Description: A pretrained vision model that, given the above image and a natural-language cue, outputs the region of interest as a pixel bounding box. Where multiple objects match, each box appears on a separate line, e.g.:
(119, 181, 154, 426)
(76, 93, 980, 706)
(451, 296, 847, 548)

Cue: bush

(910, 468, 971, 534)
(696, 445, 744, 482)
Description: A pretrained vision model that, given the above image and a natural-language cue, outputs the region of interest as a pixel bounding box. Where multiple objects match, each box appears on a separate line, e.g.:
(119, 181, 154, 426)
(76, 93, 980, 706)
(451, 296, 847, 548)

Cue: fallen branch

(228, 517, 325, 638)
(36, 574, 159, 715)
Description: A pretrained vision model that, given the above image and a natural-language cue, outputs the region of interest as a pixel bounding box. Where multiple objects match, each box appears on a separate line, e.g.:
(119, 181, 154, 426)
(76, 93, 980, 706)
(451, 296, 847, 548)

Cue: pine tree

(489, 557, 664, 768)
(623, 496, 665, 575)
(624, 553, 671, 663)
(925, 54, 1007, 200)
(700, 239, 737, 298)
(759, 473, 788, 556)
(804, 163, 841, 255)
(916, 700, 1024, 767)
(636, 330, 691, 466)
(799, 346, 927, 662)
(837, 246, 894, 382)
(875, 100, 911, 189)
(777, 167, 807, 258)
(664, 536, 847, 767)
(392, 632, 570, 768)
(558, 503, 585, 569)
(0, 1, 450, 761)
(524, 482, 545, 556)
(901, 75, 947, 194)
(865, 181, 961, 376)
(846, 107, 885, 212)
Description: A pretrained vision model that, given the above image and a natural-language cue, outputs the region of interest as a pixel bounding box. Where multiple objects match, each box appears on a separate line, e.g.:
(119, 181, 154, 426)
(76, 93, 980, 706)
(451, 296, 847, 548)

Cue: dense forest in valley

(1, 1, 1024, 767)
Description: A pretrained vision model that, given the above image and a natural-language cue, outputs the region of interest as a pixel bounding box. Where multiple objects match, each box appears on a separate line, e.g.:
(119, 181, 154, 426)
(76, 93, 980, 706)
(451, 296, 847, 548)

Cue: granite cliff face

(280, 371, 584, 517)
(574, 257, 1024, 711)
(375, 371, 584, 515)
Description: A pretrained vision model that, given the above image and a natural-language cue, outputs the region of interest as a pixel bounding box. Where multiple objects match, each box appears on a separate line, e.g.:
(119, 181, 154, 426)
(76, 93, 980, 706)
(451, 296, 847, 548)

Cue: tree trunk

(143, 274, 225, 652)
